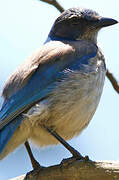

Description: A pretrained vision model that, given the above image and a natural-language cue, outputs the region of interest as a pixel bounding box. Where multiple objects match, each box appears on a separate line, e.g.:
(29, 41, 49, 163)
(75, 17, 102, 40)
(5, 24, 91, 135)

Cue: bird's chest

(27, 56, 106, 145)
(28, 65, 105, 146)
(48, 65, 106, 134)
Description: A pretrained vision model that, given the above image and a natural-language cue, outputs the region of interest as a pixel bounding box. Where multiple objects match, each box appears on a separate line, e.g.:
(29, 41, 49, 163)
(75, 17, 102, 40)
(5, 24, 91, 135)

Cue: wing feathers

(2, 41, 74, 99)
(0, 40, 97, 130)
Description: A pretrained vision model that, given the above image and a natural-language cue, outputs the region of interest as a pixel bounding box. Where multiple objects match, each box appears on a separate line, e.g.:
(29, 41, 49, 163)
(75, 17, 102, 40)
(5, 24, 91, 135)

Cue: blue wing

(0, 40, 97, 154)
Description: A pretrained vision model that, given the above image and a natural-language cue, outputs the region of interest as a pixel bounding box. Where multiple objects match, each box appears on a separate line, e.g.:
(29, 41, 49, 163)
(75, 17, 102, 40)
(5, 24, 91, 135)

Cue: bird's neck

(77, 31, 98, 44)
(45, 29, 98, 45)
(45, 34, 98, 46)
(44, 35, 73, 44)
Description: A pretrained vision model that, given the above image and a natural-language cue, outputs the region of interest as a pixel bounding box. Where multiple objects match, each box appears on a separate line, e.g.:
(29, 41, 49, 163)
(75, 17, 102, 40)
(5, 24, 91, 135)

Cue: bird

(0, 7, 118, 169)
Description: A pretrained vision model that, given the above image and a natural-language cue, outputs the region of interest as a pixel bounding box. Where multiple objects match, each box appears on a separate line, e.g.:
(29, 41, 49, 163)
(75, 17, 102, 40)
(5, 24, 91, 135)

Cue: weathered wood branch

(39, 0, 64, 12)
(11, 159, 119, 180)
(106, 70, 119, 94)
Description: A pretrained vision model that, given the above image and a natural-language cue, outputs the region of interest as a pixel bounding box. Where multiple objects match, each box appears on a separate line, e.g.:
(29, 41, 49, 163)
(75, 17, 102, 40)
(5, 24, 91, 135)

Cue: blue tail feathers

(0, 116, 23, 154)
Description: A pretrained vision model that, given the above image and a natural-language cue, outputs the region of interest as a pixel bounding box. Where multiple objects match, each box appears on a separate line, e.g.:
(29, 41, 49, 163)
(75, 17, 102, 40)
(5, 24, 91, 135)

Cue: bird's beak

(95, 17, 118, 28)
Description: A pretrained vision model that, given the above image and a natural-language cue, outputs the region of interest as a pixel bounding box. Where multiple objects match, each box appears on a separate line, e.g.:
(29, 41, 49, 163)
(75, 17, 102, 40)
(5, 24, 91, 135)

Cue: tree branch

(11, 159, 119, 180)
(106, 70, 119, 94)
(39, 0, 64, 12)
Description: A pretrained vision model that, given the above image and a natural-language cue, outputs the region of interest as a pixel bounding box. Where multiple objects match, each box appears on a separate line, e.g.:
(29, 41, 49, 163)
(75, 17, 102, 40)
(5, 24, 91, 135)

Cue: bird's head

(49, 7, 118, 43)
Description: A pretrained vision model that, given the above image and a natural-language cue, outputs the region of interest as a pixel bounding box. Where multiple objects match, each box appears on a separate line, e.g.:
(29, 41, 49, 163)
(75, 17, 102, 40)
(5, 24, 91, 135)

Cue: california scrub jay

(0, 7, 118, 169)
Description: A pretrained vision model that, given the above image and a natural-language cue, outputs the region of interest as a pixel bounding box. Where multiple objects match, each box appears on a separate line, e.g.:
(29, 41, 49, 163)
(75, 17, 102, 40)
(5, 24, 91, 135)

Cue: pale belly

(25, 69, 106, 147)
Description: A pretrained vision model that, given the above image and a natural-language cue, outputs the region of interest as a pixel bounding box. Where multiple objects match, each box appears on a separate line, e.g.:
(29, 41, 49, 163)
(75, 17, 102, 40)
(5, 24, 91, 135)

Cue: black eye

(85, 15, 99, 22)
(69, 17, 80, 25)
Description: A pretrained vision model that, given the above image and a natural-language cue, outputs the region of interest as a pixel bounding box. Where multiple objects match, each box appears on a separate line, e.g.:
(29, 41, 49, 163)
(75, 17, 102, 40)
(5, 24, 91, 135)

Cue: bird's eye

(69, 17, 80, 25)
(85, 15, 100, 22)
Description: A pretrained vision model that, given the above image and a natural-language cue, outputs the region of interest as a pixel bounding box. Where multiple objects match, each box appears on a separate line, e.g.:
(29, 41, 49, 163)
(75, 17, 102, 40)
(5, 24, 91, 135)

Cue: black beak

(95, 17, 118, 28)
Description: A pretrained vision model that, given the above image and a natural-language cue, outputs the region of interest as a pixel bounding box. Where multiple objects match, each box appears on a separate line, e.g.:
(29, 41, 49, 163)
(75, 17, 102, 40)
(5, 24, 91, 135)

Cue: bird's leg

(24, 141, 41, 169)
(44, 126, 88, 160)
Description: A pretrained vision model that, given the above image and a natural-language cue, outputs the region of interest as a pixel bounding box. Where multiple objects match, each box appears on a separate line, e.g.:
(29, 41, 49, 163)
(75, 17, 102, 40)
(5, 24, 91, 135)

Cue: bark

(106, 70, 119, 94)
(40, 0, 64, 12)
(11, 159, 119, 180)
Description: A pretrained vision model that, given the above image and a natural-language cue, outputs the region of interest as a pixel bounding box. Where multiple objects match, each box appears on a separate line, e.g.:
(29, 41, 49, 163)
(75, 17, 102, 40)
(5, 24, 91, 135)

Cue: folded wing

(0, 40, 97, 154)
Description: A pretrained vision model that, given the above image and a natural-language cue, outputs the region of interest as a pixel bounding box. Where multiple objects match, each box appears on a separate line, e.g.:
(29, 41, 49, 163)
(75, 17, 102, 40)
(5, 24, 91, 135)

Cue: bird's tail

(0, 115, 23, 159)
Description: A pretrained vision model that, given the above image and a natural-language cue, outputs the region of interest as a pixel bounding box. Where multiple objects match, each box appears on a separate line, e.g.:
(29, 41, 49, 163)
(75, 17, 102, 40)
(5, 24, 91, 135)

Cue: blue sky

(0, 0, 119, 179)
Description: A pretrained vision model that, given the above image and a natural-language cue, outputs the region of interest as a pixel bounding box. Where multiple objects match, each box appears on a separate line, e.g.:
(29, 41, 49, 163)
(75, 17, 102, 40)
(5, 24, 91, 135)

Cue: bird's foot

(61, 153, 89, 167)
(26, 164, 45, 179)
(71, 149, 89, 161)
(31, 158, 42, 170)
